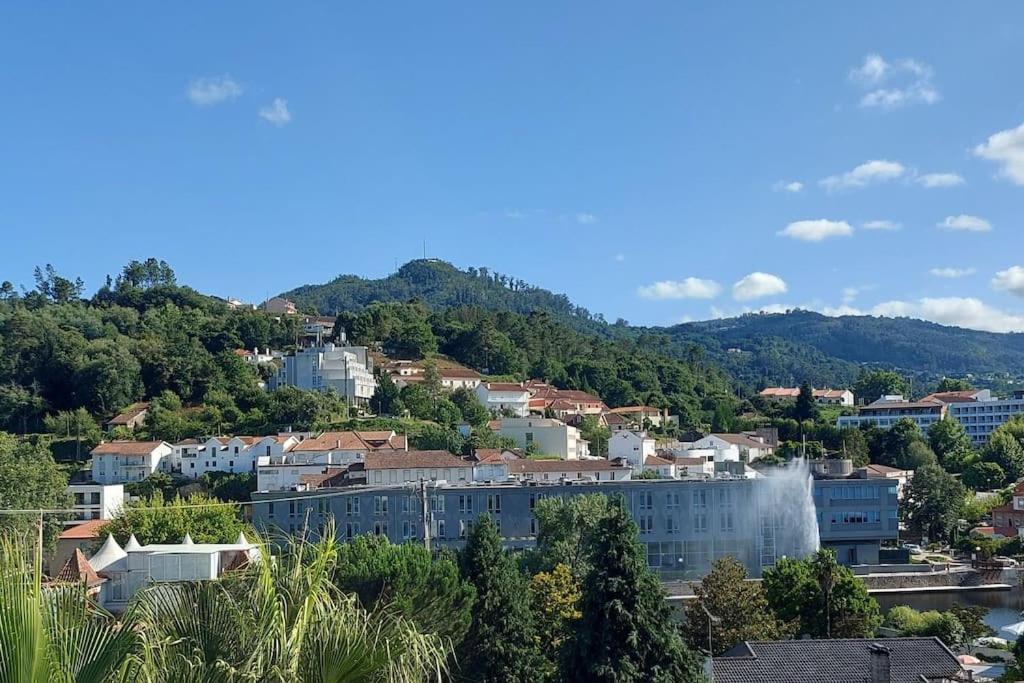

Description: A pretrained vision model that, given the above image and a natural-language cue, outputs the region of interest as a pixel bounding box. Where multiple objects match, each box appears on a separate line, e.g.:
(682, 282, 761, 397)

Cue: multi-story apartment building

(836, 395, 946, 432)
(66, 482, 124, 522)
(946, 390, 1024, 445)
(270, 343, 377, 406)
(496, 417, 589, 459)
(90, 441, 174, 484)
(474, 382, 531, 417)
(251, 470, 898, 578)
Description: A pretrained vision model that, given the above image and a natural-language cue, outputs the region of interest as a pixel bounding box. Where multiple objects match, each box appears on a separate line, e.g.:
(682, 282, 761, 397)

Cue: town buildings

(252, 460, 898, 576)
(270, 342, 377, 405)
(104, 402, 150, 431)
(262, 296, 297, 315)
(256, 430, 405, 491)
(495, 417, 590, 459)
(474, 382, 531, 417)
(991, 481, 1024, 537)
(90, 441, 174, 484)
(66, 482, 124, 522)
(945, 389, 1024, 445)
(837, 395, 947, 432)
(608, 430, 657, 472)
(382, 360, 483, 391)
(760, 386, 855, 406)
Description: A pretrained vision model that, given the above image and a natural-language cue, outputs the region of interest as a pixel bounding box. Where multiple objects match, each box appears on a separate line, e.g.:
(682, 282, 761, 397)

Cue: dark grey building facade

(252, 473, 898, 578)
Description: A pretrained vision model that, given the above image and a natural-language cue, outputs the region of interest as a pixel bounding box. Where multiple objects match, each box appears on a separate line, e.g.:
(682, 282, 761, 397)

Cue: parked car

(991, 556, 1018, 567)
(902, 543, 923, 555)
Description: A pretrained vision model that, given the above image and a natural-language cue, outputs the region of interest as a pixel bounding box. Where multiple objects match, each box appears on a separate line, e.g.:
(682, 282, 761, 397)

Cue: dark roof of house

(711, 638, 963, 683)
(507, 459, 625, 473)
(364, 450, 470, 470)
(51, 548, 105, 588)
(106, 402, 150, 425)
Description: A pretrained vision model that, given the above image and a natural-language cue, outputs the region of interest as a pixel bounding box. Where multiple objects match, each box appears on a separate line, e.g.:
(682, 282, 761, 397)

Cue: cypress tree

(458, 515, 542, 682)
(567, 498, 704, 682)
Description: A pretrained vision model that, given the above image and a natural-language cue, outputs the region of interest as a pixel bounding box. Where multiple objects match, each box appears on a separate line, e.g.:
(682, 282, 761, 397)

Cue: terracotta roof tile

(508, 459, 625, 473)
(52, 548, 105, 588)
(59, 519, 108, 540)
(364, 450, 470, 470)
(90, 441, 166, 456)
(293, 431, 406, 452)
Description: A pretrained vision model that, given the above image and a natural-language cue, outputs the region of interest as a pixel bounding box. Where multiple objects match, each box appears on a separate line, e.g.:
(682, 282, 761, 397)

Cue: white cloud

(778, 219, 853, 242)
(773, 180, 804, 193)
(841, 287, 861, 305)
(820, 160, 905, 191)
(974, 121, 1024, 185)
(576, 213, 597, 224)
(862, 219, 902, 231)
(638, 278, 721, 300)
(915, 172, 965, 188)
(259, 98, 292, 126)
(614, 253, 625, 262)
(993, 266, 1024, 297)
(187, 75, 243, 106)
(849, 54, 939, 109)
(732, 272, 788, 301)
(868, 297, 1024, 333)
(939, 214, 991, 233)
(929, 267, 975, 278)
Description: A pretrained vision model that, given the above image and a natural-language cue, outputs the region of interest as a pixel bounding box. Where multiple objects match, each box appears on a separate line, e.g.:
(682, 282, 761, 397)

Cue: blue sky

(2, 3, 1024, 331)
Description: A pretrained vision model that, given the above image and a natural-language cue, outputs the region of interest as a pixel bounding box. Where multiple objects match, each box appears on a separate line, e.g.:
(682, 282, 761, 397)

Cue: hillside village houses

(474, 382, 532, 417)
(103, 402, 150, 432)
(382, 360, 483, 391)
(495, 417, 590, 459)
(760, 386, 855, 406)
(90, 441, 174, 484)
(256, 430, 407, 491)
(270, 341, 378, 406)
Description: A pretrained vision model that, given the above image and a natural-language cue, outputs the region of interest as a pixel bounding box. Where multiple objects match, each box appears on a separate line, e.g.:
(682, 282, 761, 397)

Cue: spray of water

(759, 458, 820, 562)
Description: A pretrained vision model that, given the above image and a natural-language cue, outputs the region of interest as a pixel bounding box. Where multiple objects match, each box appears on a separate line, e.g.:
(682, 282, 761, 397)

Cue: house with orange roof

(256, 430, 407, 491)
(90, 440, 174, 484)
(760, 387, 854, 406)
(475, 382, 531, 417)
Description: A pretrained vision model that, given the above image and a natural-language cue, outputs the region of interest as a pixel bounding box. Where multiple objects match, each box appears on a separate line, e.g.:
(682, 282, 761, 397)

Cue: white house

(608, 431, 657, 472)
(270, 343, 377, 406)
(86, 532, 258, 612)
(506, 458, 632, 482)
(690, 433, 775, 462)
(471, 449, 519, 482)
(643, 455, 677, 478)
(179, 437, 260, 478)
(90, 441, 174, 484)
(257, 431, 406, 491)
(66, 483, 124, 522)
(474, 382, 531, 417)
(760, 387, 855, 407)
(384, 361, 483, 391)
(496, 417, 589, 459)
(673, 456, 715, 477)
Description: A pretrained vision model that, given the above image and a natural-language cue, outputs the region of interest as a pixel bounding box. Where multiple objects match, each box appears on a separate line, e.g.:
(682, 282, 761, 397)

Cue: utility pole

(419, 479, 431, 552)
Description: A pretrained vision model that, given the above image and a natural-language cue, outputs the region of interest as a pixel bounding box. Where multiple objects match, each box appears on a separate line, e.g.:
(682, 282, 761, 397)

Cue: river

(874, 584, 1024, 636)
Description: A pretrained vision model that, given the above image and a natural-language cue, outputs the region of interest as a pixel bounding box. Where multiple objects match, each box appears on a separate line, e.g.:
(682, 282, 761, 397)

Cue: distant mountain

(282, 261, 1024, 390)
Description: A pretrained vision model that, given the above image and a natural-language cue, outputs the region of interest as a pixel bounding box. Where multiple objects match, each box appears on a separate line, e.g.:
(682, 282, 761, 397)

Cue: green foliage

(532, 494, 614, 580)
(335, 534, 475, 646)
(853, 369, 910, 403)
(884, 605, 968, 649)
(682, 556, 785, 655)
(124, 472, 187, 502)
(928, 417, 974, 473)
(936, 377, 973, 392)
(458, 515, 543, 682)
(982, 416, 1024, 482)
(962, 461, 1006, 490)
(839, 428, 870, 467)
(900, 464, 966, 542)
(104, 493, 243, 545)
(201, 471, 257, 502)
(529, 563, 582, 680)
(566, 498, 703, 682)
(794, 382, 818, 423)
(0, 433, 71, 548)
(762, 549, 881, 639)
(41, 407, 102, 448)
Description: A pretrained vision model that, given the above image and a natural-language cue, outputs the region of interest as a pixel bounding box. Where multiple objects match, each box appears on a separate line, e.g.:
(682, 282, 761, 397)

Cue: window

(460, 520, 471, 538)
(345, 522, 360, 539)
(666, 492, 679, 509)
(402, 520, 414, 540)
(459, 495, 473, 514)
(268, 502, 275, 517)
(692, 489, 707, 509)
(229, 460, 234, 467)
(487, 494, 501, 514)
(374, 496, 388, 515)
(666, 517, 678, 534)
(436, 519, 447, 539)
(373, 521, 388, 536)
(693, 513, 708, 533)
(720, 510, 734, 532)
(530, 518, 537, 535)
(346, 497, 360, 515)
(431, 494, 445, 513)
(639, 491, 653, 510)
(288, 501, 296, 516)
(639, 515, 654, 535)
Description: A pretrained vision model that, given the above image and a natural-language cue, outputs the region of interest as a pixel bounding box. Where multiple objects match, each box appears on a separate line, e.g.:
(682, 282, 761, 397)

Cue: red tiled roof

(52, 548, 105, 587)
(299, 467, 347, 488)
(645, 455, 674, 466)
(106, 402, 150, 425)
(59, 519, 108, 540)
(90, 441, 166, 456)
(922, 390, 985, 404)
(482, 382, 528, 393)
(864, 464, 909, 476)
(710, 433, 771, 449)
(674, 457, 708, 466)
(293, 431, 406, 452)
(365, 450, 470, 470)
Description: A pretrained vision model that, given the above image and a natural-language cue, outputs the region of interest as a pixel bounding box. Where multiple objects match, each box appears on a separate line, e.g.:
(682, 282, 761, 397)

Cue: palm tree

(0, 522, 450, 682)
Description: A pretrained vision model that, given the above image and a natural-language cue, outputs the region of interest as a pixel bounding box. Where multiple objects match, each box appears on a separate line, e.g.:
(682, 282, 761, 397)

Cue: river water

(874, 584, 1024, 636)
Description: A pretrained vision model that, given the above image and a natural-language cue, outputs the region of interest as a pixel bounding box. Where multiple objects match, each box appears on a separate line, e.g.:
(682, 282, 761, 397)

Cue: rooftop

(507, 458, 625, 473)
(90, 440, 167, 456)
(59, 519, 109, 540)
(293, 431, 406, 452)
(711, 638, 962, 683)
(364, 450, 470, 470)
(106, 402, 150, 425)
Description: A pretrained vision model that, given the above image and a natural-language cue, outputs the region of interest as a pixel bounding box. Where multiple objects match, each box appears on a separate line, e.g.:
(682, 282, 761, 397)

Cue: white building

(944, 390, 1024, 445)
(384, 361, 483, 391)
(643, 455, 677, 478)
(760, 387, 855, 406)
(257, 431, 405, 491)
(496, 417, 589, 460)
(364, 450, 474, 485)
(837, 395, 947, 433)
(86, 532, 258, 612)
(690, 433, 775, 462)
(66, 483, 124, 522)
(90, 441, 174, 484)
(471, 449, 519, 482)
(474, 382, 531, 417)
(608, 431, 657, 472)
(270, 343, 377, 406)
(179, 437, 263, 478)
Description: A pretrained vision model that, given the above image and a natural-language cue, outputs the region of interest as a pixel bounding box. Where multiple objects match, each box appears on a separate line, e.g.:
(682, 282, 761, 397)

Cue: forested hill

(669, 311, 1024, 382)
(285, 260, 1024, 387)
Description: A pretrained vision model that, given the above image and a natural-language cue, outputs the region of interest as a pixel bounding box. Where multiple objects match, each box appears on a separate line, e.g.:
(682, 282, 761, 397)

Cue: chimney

(868, 644, 890, 683)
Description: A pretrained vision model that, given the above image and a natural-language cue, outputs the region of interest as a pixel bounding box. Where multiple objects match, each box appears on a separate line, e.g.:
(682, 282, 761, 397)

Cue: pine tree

(458, 515, 542, 682)
(566, 499, 703, 682)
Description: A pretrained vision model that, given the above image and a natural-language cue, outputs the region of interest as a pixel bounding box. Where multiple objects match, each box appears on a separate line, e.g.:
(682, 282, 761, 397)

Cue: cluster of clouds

(776, 158, 966, 196)
(848, 54, 939, 110)
(187, 75, 291, 127)
(639, 272, 788, 303)
(774, 212, 991, 243)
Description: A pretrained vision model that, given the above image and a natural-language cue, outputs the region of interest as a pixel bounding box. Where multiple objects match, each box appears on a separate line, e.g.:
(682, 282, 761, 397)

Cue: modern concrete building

(946, 390, 1024, 445)
(66, 482, 124, 522)
(496, 417, 589, 459)
(836, 395, 947, 432)
(270, 343, 377, 406)
(252, 469, 898, 578)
